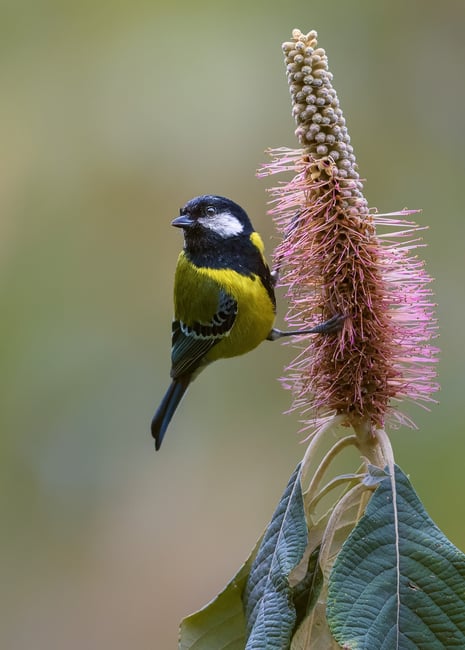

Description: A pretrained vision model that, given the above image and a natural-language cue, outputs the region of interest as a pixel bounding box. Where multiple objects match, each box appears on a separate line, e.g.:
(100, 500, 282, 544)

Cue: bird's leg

(267, 314, 345, 341)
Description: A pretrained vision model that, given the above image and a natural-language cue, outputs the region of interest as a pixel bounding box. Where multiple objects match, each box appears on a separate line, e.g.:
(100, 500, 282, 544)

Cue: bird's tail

(151, 377, 190, 450)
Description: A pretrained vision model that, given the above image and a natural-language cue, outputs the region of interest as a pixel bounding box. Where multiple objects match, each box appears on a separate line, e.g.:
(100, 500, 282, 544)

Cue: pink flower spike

(264, 29, 439, 437)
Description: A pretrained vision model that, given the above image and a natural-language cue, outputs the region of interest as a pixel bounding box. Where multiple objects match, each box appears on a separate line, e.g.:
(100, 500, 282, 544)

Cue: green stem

(304, 434, 357, 501)
(305, 472, 365, 513)
(318, 482, 370, 574)
(301, 413, 347, 484)
(352, 417, 388, 468)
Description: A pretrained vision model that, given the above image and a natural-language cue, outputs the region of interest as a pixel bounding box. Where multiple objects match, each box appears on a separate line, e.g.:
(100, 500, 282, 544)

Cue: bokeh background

(2, 1, 464, 647)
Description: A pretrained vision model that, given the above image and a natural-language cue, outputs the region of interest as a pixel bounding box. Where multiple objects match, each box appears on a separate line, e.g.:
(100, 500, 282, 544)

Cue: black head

(172, 195, 255, 239)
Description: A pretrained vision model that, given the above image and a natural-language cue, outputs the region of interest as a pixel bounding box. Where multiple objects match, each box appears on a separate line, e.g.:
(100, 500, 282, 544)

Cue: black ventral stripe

(184, 235, 276, 310)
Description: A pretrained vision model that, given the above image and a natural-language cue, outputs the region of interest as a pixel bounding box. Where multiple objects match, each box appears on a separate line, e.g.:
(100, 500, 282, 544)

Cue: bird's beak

(172, 214, 194, 228)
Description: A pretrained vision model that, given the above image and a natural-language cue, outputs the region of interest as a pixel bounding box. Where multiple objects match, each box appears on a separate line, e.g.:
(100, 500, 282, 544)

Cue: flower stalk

(262, 29, 438, 448)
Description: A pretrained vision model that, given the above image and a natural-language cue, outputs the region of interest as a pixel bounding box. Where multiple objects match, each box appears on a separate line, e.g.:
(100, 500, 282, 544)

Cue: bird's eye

(205, 206, 216, 217)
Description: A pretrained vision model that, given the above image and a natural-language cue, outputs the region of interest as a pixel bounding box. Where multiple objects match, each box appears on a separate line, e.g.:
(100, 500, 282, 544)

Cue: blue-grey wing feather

(170, 290, 237, 379)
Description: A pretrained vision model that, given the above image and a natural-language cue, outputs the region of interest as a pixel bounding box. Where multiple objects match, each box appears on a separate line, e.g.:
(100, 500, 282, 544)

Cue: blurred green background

(2, 1, 464, 647)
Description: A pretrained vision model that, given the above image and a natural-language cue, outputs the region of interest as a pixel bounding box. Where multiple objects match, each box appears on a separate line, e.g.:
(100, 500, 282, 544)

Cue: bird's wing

(170, 290, 237, 379)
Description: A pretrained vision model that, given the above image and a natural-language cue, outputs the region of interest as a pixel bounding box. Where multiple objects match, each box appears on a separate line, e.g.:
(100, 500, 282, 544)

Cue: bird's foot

(267, 314, 345, 340)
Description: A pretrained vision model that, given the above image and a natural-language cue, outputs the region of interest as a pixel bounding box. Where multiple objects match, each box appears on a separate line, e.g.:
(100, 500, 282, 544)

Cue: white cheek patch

(199, 212, 244, 237)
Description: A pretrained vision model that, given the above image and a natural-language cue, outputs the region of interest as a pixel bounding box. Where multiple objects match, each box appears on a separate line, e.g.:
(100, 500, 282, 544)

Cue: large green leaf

(327, 465, 465, 649)
(292, 546, 323, 629)
(291, 480, 371, 649)
(243, 463, 308, 649)
(178, 543, 257, 650)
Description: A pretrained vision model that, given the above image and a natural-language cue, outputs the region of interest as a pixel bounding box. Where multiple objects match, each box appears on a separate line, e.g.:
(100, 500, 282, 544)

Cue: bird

(151, 195, 343, 450)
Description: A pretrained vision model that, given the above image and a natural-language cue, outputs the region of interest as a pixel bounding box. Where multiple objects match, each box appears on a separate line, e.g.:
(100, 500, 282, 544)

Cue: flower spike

(262, 29, 439, 437)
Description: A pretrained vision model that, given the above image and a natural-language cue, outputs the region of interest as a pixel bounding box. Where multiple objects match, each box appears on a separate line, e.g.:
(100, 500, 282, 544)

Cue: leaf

(291, 483, 371, 649)
(327, 464, 465, 649)
(243, 463, 308, 649)
(179, 541, 260, 650)
(362, 463, 389, 487)
(290, 602, 340, 650)
(292, 546, 323, 629)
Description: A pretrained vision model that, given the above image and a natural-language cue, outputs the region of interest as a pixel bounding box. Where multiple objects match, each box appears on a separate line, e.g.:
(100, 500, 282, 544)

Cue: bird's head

(172, 195, 255, 242)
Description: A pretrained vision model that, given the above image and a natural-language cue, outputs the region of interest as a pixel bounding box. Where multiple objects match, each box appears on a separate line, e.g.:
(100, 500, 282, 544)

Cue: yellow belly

(174, 252, 275, 363)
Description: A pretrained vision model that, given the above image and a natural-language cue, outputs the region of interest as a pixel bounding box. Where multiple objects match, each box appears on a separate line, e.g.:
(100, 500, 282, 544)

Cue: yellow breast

(174, 252, 275, 362)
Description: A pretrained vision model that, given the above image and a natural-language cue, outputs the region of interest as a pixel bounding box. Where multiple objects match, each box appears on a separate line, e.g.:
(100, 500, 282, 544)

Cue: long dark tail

(151, 377, 190, 450)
